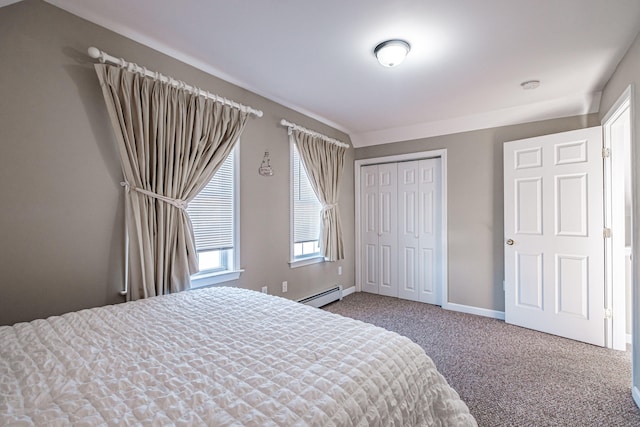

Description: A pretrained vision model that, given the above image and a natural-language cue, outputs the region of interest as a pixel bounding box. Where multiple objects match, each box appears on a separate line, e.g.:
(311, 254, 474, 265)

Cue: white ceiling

(40, 1, 640, 147)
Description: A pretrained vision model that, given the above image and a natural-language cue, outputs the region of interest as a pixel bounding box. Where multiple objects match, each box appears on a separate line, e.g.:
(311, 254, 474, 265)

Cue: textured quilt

(0, 287, 476, 426)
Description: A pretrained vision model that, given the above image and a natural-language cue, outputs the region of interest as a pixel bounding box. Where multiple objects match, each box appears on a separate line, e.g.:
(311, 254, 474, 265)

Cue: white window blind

(292, 144, 322, 245)
(187, 150, 234, 252)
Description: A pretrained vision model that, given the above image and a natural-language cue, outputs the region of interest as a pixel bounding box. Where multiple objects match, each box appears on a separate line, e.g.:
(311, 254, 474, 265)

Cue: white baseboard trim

(342, 285, 356, 298)
(444, 302, 505, 320)
(627, 333, 633, 345)
(633, 386, 640, 409)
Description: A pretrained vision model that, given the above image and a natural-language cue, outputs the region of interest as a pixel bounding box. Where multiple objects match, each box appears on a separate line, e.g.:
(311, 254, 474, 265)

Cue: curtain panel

(94, 64, 249, 299)
(293, 130, 346, 261)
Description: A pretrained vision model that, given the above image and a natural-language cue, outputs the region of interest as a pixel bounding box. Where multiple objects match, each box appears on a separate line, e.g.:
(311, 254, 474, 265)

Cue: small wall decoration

(259, 151, 273, 176)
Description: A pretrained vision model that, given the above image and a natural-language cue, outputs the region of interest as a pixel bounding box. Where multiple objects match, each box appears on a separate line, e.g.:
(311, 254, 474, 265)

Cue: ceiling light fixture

(374, 39, 411, 68)
(521, 80, 541, 90)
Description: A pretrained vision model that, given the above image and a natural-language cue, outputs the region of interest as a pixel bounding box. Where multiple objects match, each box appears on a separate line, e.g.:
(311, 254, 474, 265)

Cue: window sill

(191, 269, 244, 288)
(289, 256, 324, 269)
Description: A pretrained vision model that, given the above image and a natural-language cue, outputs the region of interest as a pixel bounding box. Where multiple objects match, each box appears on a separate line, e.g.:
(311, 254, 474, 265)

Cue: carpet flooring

(323, 292, 640, 426)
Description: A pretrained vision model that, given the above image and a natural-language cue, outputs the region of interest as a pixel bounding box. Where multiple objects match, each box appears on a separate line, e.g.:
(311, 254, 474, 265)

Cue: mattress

(0, 287, 476, 426)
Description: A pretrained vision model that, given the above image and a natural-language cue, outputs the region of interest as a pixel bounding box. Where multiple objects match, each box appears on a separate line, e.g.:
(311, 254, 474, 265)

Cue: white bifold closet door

(398, 159, 441, 304)
(361, 163, 398, 296)
(360, 158, 441, 304)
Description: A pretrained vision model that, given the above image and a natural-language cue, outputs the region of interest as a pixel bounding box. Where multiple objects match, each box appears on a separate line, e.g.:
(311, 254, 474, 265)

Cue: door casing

(602, 86, 633, 351)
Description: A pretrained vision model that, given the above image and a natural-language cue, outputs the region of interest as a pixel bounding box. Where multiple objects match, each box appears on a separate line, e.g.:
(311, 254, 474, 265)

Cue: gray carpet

(323, 292, 640, 427)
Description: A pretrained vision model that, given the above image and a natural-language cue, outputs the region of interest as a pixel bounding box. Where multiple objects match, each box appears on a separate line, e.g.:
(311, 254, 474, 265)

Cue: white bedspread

(0, 287, 476, 426)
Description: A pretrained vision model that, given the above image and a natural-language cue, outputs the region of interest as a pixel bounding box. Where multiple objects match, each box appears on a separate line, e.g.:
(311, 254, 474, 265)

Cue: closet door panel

(398, 161, 421, 301)
(378, 163, 398, 297)
(361, 165, 379, 294)
(419, 158, 441, 304)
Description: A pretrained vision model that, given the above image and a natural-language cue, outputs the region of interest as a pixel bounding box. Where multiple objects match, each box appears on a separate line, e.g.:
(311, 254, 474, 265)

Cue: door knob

(506, 239, 515, 246)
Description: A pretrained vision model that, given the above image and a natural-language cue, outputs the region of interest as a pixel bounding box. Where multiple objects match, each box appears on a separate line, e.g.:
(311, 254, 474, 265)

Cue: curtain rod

(280, 119, 350, 148)
(87, 47, 263, 118)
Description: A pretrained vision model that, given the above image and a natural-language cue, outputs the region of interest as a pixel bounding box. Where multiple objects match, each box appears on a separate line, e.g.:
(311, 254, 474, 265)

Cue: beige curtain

(95, 64, 249, 299)
(293, 130, 346, 261)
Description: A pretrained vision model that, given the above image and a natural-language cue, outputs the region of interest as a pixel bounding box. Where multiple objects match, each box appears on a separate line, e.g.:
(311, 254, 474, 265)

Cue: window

(291, 142, 323, 266)
(187, 146, 241, 286)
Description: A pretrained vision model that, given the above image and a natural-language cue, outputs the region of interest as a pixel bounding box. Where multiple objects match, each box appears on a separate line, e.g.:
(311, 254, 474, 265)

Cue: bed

(0, 287, 476, 426)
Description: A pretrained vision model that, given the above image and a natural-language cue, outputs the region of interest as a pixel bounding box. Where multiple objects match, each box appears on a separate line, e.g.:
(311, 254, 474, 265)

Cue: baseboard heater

(298, 285, 343, 308)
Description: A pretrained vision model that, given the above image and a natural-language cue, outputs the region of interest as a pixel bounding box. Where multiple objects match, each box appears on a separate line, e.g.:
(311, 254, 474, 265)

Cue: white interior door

(378, 163, 398, 297)
(398, 160, 421, 301)
(504, 127, 605, 346)
(398, 159, 441, 304)
(418, 158, 441, 304)
(361, 165, 379, 294)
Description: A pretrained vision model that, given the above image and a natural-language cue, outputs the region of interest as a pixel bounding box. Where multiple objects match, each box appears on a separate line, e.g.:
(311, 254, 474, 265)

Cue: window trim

(190, 144, 242, 287)
(289, 138, 324, 267)
(289, 255, 324, 269)
(191, 268, 244, 288)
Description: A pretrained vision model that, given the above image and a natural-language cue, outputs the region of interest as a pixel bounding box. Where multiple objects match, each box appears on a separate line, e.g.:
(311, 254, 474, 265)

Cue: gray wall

(598, 30, 640, 393)
(0, 0, 354, 326)
(355, 114, 599, 312)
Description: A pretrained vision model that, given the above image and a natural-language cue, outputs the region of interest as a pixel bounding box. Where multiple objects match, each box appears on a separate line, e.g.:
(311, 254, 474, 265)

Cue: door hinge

(603, 228, 612, 238)
(602, 147, 611, 158)
(605, 308, 612, 320)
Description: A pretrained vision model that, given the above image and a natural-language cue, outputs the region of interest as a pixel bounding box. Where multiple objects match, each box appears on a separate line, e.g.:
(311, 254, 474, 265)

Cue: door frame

(354, 149, 448, 306)
(601, 84, 639, 408)
(602, 84, 633, 351)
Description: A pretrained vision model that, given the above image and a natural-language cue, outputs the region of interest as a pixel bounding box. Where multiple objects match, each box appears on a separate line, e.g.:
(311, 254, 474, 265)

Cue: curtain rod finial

(88, 47, 101, 59)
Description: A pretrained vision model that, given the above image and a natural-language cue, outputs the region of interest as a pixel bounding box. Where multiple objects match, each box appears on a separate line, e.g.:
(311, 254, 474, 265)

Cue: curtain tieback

(322, 203, 338, 212)
(121, 181, 188, 210)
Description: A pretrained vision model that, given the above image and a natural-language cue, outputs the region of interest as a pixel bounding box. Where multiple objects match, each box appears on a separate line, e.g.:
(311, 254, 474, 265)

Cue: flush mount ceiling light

(521, 80, 541, 90)
(374, 39, 411, 67)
